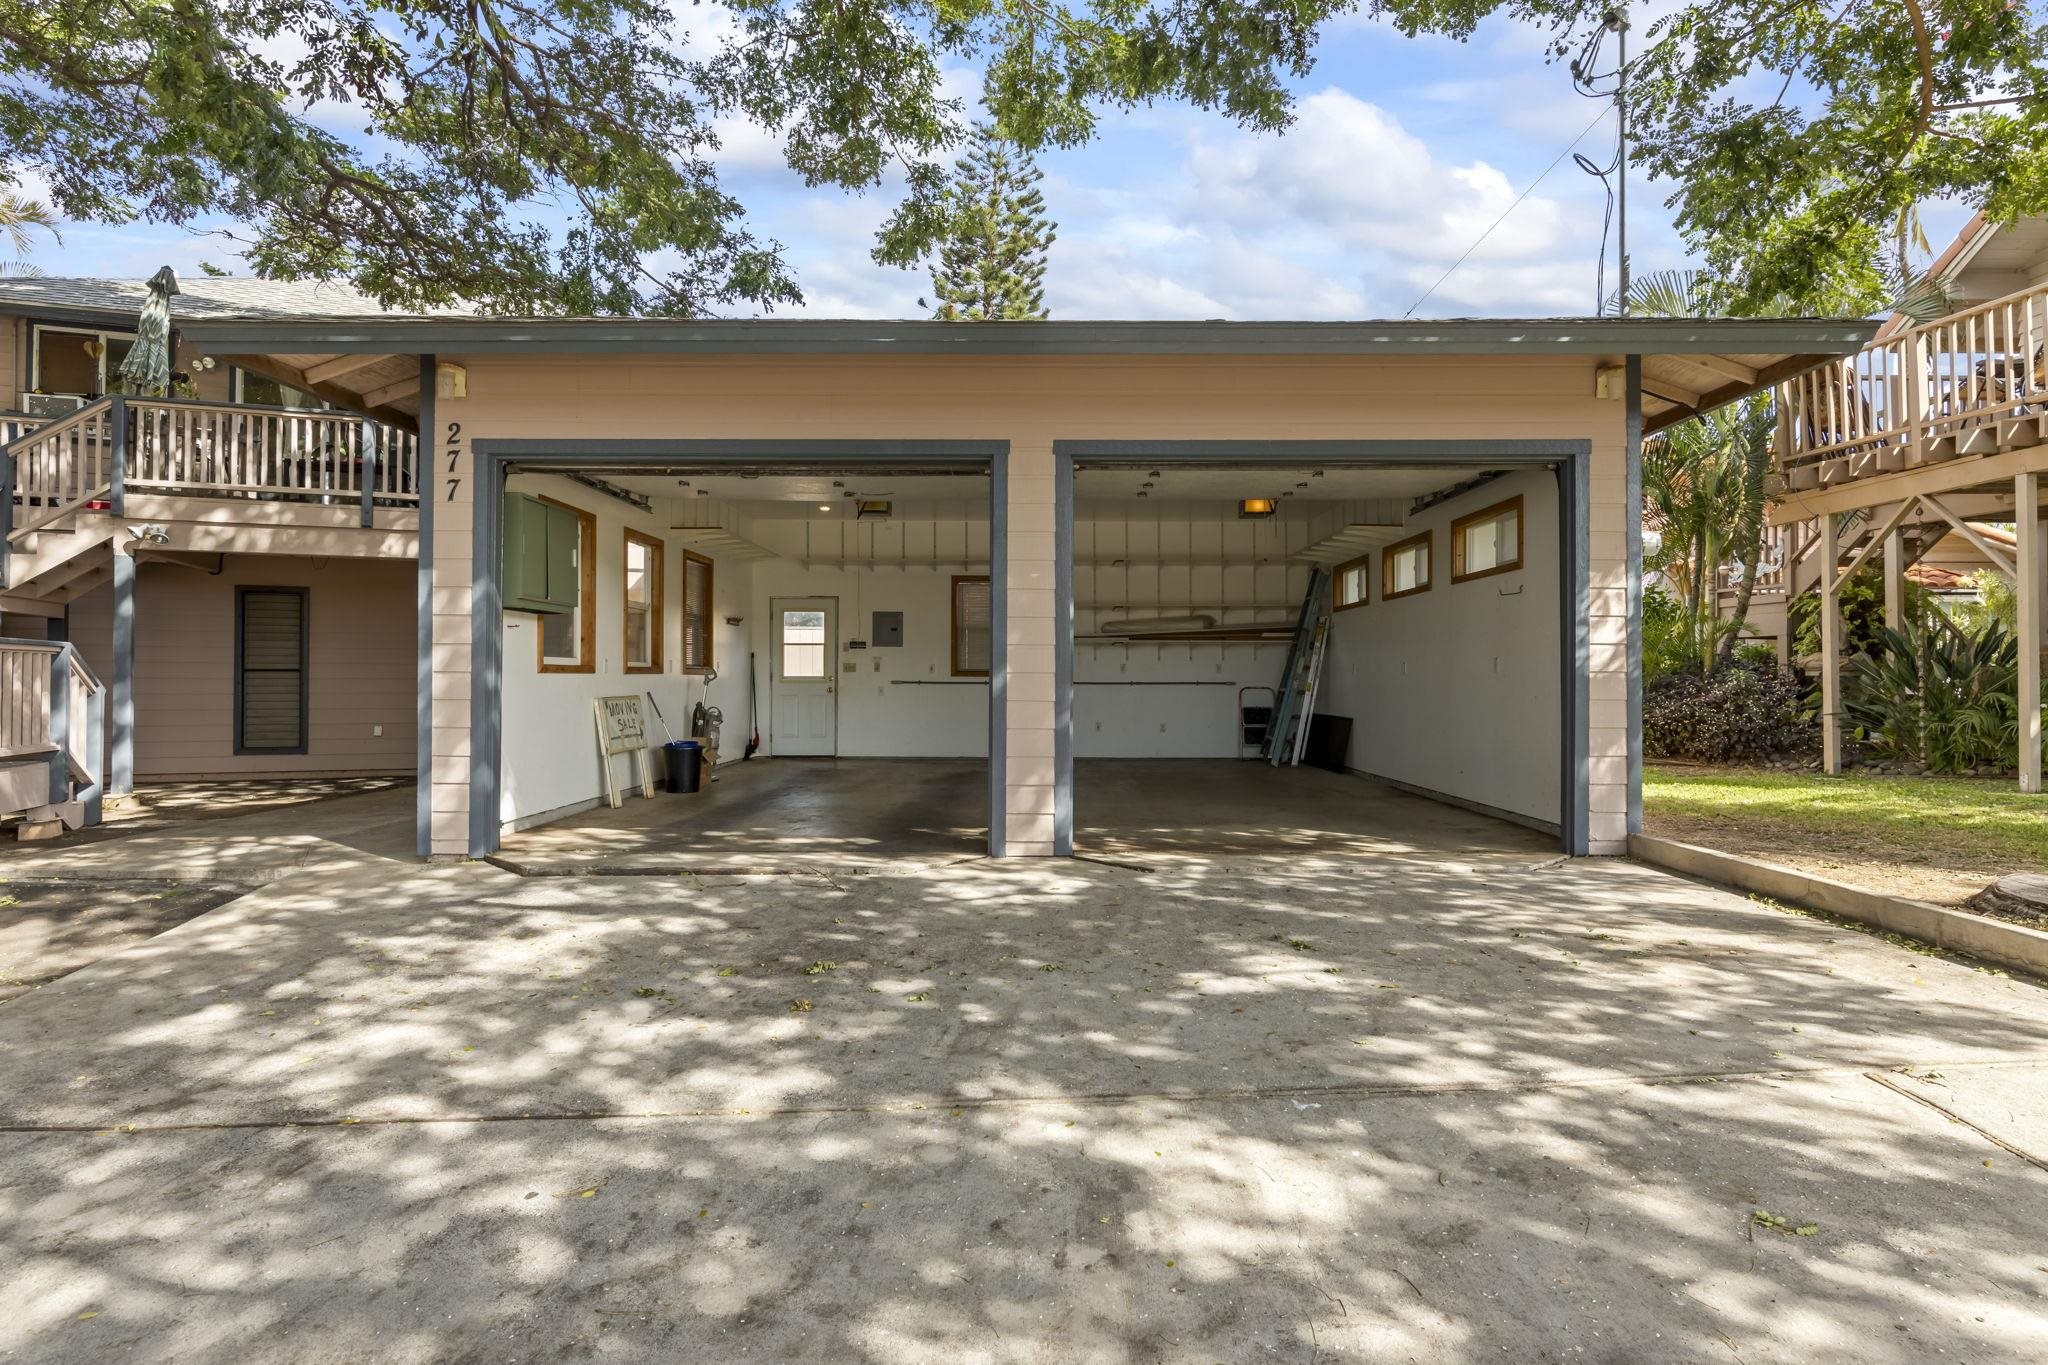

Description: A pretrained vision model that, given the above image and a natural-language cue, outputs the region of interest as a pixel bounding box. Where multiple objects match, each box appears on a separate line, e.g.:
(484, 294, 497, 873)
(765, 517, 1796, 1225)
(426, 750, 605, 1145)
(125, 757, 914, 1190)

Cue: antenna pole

(1615, 8, 1629, 315)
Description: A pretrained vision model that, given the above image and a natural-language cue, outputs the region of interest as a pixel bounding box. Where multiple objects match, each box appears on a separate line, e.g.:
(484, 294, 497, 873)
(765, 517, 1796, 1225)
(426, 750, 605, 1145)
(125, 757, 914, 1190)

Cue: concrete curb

(1629, 834, 2048, 979)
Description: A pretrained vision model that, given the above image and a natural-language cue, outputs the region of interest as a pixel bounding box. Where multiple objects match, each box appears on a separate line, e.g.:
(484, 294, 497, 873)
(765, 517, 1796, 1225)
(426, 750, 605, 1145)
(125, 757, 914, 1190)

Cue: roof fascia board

(182, 316, 1879, 358)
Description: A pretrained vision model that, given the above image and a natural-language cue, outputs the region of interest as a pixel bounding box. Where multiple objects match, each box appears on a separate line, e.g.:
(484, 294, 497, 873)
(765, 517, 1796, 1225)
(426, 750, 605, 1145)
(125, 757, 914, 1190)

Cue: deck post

(2019, 470, 2041, 795)
(45, 648, 70, 806)
(1882, 527, 1904, 634)
(359, 416, 377, 529)
(107, 397, 129, 518)
(109, 547, 135, 798)
(1820, 512, 1843, 775)
(0, 442, 11, 589)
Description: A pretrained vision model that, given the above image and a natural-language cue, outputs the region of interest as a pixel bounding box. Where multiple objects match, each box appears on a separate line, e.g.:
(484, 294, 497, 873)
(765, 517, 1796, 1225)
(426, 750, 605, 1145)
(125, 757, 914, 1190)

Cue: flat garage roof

(183, 314, 1878, 437)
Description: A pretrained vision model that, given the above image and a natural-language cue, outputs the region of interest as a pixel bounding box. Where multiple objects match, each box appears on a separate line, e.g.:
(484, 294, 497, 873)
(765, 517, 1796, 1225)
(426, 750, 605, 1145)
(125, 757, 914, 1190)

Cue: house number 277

(444, 420, 462, 502)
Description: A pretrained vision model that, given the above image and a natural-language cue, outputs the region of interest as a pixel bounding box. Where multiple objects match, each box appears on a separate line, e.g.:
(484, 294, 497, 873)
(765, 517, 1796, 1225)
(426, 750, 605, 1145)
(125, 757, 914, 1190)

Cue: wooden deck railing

(3, 397, 418, 544)
(0, 638, 104, 823)
(1776, 279, 2048, 490)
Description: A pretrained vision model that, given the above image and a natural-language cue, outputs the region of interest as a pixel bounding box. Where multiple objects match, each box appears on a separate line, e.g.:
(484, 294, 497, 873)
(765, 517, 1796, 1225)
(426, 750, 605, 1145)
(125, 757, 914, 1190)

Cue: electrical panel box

(872, 611, 904, 647)
(502, 492, 581, 614)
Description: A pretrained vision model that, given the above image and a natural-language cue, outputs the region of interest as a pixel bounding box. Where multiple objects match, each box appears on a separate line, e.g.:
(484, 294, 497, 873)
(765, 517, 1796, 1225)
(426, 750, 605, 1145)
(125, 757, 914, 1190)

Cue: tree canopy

(4, 1, 2043, 315)
(919, 124, 1055, 321)
(0, 0, 1346, 314)
(1373, 0, 2048, 313)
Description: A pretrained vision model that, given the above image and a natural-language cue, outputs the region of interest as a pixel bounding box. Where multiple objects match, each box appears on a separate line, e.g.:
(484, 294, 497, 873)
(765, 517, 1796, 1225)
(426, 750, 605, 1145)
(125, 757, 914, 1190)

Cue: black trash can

(663, 740, 703, 794)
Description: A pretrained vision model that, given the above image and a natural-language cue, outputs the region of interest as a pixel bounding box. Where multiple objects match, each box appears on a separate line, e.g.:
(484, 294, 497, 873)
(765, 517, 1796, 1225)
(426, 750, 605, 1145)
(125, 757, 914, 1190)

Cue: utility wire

(1402, 104, 1613, 319)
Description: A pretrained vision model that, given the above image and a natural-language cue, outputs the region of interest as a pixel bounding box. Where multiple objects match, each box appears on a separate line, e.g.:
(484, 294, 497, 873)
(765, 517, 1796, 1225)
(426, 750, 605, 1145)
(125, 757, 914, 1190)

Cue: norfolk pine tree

(928, 126, 1055, 321)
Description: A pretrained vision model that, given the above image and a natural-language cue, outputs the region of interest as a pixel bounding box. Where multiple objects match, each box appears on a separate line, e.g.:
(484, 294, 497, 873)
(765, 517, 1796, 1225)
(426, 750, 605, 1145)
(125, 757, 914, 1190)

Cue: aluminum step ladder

(1263, 567, 1333, 766)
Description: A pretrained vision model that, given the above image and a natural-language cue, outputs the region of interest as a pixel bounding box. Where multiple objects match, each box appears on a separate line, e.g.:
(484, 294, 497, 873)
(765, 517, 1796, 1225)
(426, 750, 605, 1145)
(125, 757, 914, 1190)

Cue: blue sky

(17, 8, 1969, 320)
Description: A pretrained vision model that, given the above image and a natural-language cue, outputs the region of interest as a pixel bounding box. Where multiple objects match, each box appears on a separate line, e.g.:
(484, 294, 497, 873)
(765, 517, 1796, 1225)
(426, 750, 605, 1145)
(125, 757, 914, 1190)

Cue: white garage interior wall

(497, 473, 754, 831)
(1316, 467, 1562, 827)
(1071, 463, 1561, 829)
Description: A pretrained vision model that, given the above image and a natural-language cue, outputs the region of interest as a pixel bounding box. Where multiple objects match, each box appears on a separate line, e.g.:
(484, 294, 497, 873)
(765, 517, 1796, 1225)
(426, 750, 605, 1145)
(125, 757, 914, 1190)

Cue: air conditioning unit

(24, 393, 86, 418)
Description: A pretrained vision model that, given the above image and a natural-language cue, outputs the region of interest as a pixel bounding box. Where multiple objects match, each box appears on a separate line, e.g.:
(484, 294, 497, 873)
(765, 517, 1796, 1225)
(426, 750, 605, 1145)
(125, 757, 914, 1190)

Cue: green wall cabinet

(503, 492, 581, 614)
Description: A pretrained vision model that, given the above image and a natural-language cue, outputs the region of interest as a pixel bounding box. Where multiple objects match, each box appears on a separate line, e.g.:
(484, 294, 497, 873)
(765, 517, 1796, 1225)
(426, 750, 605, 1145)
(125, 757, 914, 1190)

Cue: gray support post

(1, 443, 13, 588)
(80, 659, 103, 825)
(1625, 355, 1644, 835)
(108, 396, 128, 518)
(109, 548, 136, 797)
(416, 356, 436, 859)
(1820, 513, 1842, 776)
(46, 648, 70, 806)
(360, 416, 378, 528)
(2018, 471, 2041, 794)
(1882, 527, 1904, 634)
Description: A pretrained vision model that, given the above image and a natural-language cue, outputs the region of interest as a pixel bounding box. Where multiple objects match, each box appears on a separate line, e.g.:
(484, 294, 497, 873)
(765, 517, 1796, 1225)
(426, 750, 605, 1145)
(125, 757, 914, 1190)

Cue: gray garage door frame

(462, 438, 1011, 859)
(1051, 439, 1594, 857)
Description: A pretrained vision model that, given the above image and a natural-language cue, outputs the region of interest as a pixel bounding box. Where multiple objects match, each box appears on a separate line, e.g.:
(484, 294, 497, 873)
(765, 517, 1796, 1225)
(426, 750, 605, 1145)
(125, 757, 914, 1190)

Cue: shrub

(1644, 661, 1809, 762)
(1843, 618, 2042, 773)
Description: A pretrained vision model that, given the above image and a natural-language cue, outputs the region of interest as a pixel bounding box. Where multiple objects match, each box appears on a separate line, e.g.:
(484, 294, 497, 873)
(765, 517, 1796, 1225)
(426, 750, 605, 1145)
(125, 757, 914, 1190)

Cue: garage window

(538, 499, 595, 672)
(952, 575, 991, 676)
(623, 530, 663, 674)
(1334, 555, 1370, 611)
(1451, 495, 1523, 583)
(236, 588, 308, 754)
(1382, 531, 1431, 600)
(681, 551, 714, 674)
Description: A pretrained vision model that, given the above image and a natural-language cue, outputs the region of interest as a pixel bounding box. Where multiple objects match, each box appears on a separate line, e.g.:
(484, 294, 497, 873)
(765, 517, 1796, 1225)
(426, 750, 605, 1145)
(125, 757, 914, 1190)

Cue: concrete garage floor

(495, 758, 1560, 871)
(1, 820, 2047, 1360)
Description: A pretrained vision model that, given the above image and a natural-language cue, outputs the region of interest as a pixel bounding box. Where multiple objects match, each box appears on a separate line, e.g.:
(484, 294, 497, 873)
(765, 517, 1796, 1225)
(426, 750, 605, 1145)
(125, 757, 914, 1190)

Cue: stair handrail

(0, 637, 104, 825)
(3, 396, 119, 544)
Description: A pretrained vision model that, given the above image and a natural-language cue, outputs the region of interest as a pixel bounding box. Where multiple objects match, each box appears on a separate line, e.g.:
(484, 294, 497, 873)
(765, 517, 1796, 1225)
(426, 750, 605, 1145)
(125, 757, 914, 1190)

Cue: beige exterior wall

(69, 554, 416, 779)
(1, 315, 232, 410)
(429, 352, 1633, 857)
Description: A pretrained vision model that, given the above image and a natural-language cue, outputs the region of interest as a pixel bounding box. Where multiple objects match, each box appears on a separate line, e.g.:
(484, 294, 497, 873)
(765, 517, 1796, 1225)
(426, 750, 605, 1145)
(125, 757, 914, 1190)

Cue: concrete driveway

(1, 826, 2045, 1360)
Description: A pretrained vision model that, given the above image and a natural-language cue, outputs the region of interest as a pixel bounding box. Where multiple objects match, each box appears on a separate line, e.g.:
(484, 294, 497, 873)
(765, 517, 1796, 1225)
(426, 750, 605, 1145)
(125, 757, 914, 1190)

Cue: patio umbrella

(116, 265, 179, 397)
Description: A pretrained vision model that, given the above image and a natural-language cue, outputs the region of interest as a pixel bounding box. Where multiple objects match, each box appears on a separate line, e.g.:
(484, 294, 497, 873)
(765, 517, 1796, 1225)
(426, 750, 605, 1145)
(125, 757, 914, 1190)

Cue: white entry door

(770, 597, 838, 755)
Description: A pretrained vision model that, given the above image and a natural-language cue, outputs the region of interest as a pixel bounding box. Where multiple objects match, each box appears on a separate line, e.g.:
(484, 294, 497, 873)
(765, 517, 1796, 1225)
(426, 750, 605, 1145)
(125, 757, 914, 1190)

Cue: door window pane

(781, 609, 826, 678)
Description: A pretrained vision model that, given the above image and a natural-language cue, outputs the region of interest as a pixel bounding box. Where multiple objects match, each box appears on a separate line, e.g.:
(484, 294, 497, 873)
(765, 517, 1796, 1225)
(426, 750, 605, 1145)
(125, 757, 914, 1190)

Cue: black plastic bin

(663, 740, 703, 794)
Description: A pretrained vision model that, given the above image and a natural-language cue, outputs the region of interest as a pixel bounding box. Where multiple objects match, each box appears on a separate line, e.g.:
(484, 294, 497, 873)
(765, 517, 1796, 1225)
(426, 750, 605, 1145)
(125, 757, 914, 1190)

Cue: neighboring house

(2, 308, 1870, 860)
(0, 278, 430, 820)
(1768, 212, 2048, 788)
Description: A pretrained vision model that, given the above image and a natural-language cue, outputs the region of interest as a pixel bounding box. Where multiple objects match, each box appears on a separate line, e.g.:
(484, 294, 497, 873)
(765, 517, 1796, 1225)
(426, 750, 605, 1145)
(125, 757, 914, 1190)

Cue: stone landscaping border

(1629, 834, 2048, 979)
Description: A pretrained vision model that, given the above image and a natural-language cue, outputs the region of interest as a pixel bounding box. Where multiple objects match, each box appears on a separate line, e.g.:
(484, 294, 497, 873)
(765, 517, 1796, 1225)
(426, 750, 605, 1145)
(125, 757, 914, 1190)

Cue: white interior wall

(1072, 500, 1400, 758)
(1317, 469, 1561, 825)
(498, 475, 752, 829)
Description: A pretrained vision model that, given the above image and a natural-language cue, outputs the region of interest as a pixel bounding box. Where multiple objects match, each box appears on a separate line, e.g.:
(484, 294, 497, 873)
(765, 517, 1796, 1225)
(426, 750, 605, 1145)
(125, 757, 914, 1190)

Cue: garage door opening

(1061, 455, 1574, 860)
(480, 454, 1000, 870)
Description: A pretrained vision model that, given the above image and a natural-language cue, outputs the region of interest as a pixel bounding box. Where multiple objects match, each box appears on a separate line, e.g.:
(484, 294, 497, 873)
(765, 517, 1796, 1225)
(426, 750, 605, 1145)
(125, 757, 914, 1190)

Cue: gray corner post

(108, 396, 128, 518)
(46, 648, 71, 806)
(1625, 355, 1644, 836)
(79, 660, 104, 825)
(360, 416, 378, 528)
(109, 551, 136, 797)
(1, 440, 12, 588)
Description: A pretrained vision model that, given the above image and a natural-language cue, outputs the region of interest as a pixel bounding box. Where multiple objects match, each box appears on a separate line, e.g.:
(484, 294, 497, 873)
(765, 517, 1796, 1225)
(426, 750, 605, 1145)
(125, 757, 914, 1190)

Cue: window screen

(781, 609, 827, 678)
(1335, 556, 1369, 610)
(1382, 533, 1431, 599)
(34, 328, 104, 396)
(1452, 496, 1523, 582)
(952, 576, 991, 676)
(238, 589, 307, 753)
(682, 552, 713, 672)
(623, 532, 662, 672)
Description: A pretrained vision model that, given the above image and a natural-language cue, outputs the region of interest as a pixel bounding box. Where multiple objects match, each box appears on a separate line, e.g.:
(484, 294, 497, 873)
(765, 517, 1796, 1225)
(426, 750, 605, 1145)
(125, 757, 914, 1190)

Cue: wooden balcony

(1774, 280, 2048, 498)
(3, 396, 418, 545)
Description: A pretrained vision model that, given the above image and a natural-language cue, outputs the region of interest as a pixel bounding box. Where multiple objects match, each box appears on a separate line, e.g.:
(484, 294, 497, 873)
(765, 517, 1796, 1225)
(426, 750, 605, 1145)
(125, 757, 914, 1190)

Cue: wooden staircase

(0, 638, 104, 835)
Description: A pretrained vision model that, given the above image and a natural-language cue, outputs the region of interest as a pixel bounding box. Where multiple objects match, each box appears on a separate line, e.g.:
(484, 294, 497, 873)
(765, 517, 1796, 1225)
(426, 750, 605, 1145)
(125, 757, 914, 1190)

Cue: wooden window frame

(680, 549, 715, 675)
(1381, 531, 1433, 602)
(1450, 494, 1526, 584)
(233, 586, 310, 756)
(535, 496, 597, 674)
(622, 528, 665, 675)
(951, 574, 992, 678)
(1334, 554, 1371, 611)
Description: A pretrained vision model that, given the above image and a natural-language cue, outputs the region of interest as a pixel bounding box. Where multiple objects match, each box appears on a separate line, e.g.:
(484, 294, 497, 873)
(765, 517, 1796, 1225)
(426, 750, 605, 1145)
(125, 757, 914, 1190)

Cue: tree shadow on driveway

(1, 851, 2046, 1361)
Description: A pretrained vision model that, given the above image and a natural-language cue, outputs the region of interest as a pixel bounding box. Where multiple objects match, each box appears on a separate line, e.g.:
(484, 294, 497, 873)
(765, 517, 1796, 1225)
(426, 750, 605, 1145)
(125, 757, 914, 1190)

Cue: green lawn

(1643, 766, 2048, 904)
